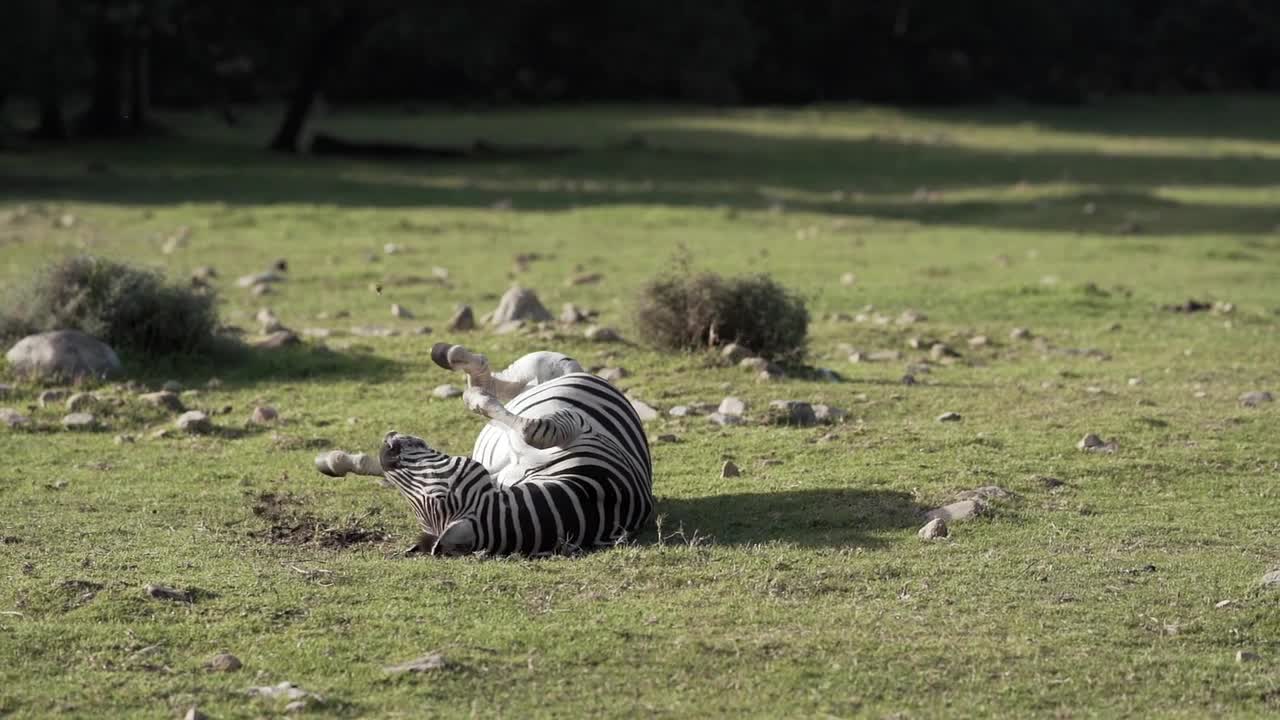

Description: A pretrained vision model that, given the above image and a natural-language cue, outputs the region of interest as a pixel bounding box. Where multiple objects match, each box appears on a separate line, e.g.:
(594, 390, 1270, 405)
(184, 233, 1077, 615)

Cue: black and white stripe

(381, 373, 653, 556)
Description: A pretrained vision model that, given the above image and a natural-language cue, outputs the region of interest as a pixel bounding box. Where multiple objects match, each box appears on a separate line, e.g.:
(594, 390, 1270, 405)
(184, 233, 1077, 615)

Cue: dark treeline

(3, 0, 1278, 148)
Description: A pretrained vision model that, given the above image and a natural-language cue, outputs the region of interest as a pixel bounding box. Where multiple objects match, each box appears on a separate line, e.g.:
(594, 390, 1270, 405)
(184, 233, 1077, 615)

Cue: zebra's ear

(431, 520, 476, 556)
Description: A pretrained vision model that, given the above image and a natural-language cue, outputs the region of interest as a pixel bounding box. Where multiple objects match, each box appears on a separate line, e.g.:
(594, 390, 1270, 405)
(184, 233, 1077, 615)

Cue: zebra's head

(379, 431, 490, 556)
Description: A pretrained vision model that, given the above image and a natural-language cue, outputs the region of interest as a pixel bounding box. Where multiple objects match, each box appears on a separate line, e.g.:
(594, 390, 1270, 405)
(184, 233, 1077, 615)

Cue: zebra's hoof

(430, 342, 453, 370)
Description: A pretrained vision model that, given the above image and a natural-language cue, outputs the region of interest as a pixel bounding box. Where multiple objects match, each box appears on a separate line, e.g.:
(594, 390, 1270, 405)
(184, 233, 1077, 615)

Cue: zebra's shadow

(653, 488, 922, 549)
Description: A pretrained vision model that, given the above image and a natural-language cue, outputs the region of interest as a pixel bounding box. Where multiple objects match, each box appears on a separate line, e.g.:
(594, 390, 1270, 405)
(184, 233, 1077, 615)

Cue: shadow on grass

(121, 342, 404, 389)
(654, 488, 922, 549)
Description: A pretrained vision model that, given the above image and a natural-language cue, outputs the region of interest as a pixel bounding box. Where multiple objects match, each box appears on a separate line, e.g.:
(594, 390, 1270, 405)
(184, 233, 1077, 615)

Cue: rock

(1261, 570, 1280, 588)
(443, 304, 476, 332)
(176, 411, 213, 434)
(918, 518, 948, 540)
(184, 706, 208, 720)
(0, 383, 11, 399)
(668, 405, 692, 417)
(250, 283, 273, 296)
(720, 343, 751, 364)
(250, 406, 279, 424)
(840, 272, 856, 286)
(812, 404, 846, 424)
(302, 328, 333, 338)
(384, 242, 403, 255)
(629, 399, 659, 422)
(432, 266, 449, 280)
(207, 652, 242, 672)
(65, 393, 97, 412)
(246, 681, 321, 702)
(1077, 433, 1118, 453)
(851, 350, 901, 363)
(559, 303, 589, 324)
(256, 308, 284, 333)
(432, 384, 463, 399)
(253, 330, 300, 349)
(390, 303, 414, 319)
(61, 413, 96, 431)
(490, 286, 552, 326)
(139, 391, 185, 413)
(936, 411, 962, 422)
(1038, 476, 1065, 490)
(568, 272, 603, 286)
(350, 325, 398, 337)
(708, 412, 742, 427)
(1236, 651, 1261, 663)
(901, 374, 917, 386)
(896, 309, 926, 325)
(285, 700, 308, 713)
(191, 266, 217, 284)
(384, 652, 449, 674)
(597, 367, 628, 383)
(720, 460, 741, 478)
(38, 389, 67, 407)
(924, 500, 986, 522)
(584, 326, 622, 342)
(237, 271, 282, 288)
(114, 434, 135, 445)
(5, 330, 122, 381)
(494, 320, 525, 335)
(1, 408, 31, 428)
(1240, 391, 1273, 408)
(929, 343, 959, 361)
(968, 335, 989, 348)
(657, 434, 680, 443)
(1010, 327, 1032, 340)
(768, 400, 817, 427)
(739, 357, 771, 373)
(144, 584, 193, 603)
(718, 397, 746, 417)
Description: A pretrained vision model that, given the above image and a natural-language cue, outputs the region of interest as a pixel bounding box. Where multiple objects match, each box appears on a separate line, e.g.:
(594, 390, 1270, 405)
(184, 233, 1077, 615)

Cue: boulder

(176, 410, 213, 434)
(5, 330, 122, 381)
(490, 287, 552, 326)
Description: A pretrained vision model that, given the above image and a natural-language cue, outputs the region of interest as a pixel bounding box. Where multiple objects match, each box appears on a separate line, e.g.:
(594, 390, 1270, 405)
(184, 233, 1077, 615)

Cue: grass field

(2, 97, 1279, 718)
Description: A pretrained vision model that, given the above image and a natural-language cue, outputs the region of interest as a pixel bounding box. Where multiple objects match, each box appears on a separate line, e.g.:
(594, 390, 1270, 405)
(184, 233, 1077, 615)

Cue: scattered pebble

(247, 681, 322, 702)
(584, 326, 622, 342)
(559, 303, 589, 324)
(384, 652, 449, 674)
(176, 411, 214, 434)
(812, 404, 846, 424)
(250, 406, 279, 424)
(918, 518, 948, 540)
(924, 500, 986, 522)
(1077, 433, 1118, 453)
(113, 434, 135, 445)
(139, 391, 186, 413)
(896, 309, 926, 325)
(1128, 377, 1143, 386)
(61, 413, 96, 431)
(206, 653, 242, 672)
(38, 389, 67, 407)
(2, 408, 32, 428)
(668, 405, 692, 417)
(597, 367, 628, 383)
(707, 412, 742, 427)
(718, 397, 746, 417)
(390, 303, 414, 319)
(1010, 327, 1032, 340)
(936, 411, 962, 422)
(967, 335, 989, 348)
(1236, 650, 1261, 663)
(629, 399, 659, 422)
(720, 460, 741, 478)
(433, 385, 463, 400)
(657, 434, 680, 443)
(1239, 391, 1273, 408)
(65, 392, 97, 412)
(384, 243, 403, 255)
(901, 374, 918, 386)
(929, 343, 959, 361)
(840, 272, 856, 286)
(568, 272, 603, 286)
(768, 400, 817, 427)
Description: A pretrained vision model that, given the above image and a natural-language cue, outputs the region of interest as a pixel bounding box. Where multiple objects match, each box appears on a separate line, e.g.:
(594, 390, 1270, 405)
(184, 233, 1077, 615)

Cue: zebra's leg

(315, 449, 383, 478)
(463, 386, 584, 449)
(433, 344, 582, 403)
(491, 351, 584, 395)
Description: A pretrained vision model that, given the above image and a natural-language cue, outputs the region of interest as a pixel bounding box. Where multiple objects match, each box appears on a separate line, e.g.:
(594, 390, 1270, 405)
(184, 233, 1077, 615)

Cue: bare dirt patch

(249, 492, 390, 549)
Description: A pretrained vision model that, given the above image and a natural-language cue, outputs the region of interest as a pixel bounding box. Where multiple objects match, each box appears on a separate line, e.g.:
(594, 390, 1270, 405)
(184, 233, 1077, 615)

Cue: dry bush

(635, 270, 809, 362)
(0, 256, 221, 357)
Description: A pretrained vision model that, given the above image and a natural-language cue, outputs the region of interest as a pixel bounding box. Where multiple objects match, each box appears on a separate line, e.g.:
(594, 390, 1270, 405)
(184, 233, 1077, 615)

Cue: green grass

(2, 97, 1280, 718)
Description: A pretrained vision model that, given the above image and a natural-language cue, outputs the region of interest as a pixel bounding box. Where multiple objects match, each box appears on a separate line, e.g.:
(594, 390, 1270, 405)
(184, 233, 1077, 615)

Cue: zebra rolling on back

(316, 344, 654, 556)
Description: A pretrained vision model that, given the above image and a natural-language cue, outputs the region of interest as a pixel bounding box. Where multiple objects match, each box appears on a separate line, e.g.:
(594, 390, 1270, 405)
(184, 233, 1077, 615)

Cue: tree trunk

(269, 7, 373, 153)
(32, 0, 67, 140)
(80, 15, 126, 137)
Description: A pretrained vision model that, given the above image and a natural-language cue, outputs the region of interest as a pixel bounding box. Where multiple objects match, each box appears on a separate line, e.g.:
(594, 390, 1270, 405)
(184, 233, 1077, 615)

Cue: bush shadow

(121, 342, 404, 389)
(653, 487, 923, 549)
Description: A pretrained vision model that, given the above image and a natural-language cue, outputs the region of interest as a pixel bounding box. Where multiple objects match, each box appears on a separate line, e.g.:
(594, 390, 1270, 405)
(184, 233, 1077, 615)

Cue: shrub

(635, 270, 809, 362)
(0, 256, 222, 357)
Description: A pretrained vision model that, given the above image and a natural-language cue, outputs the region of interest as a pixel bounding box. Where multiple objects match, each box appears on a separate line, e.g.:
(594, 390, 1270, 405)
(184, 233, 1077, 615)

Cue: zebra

(315, 343, 654, 556)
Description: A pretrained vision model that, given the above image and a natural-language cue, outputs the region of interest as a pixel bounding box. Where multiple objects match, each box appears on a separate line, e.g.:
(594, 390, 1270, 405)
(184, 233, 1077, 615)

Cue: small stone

(629, 399, 659, 422)
(390, 303, 414, 319)
(840, 272, 856, 286)
(936, 411, 962, 422)
(1261, 570, 1280, 588)
(207, 652, 242, 672)
(61, 413, 96, 430)
(584, 326, 622, 342)
(384, 652, 448, 674)
(65, 392, 97, 412)
(1038, 476, 1065, 490)
(720, 460, 741, 478)
(285, 700, 308, 713)
(896, 309, 926, 325)
(176, 411, 213, 434)
(559, 303, 589, 324)
(967, 335, 989, 348)
(768, 400, 817, 427)
(1128, 377, 1143, 386)
(253, 330, 301, 348)
(183, 707, 208, 720)
(597, 367, 628, 383)
(113, 434, 135, 445)
(707, 412, 742, 427)
(720, 343, 751, 364)
(256, 308, 285, 333)
(432, 266, 449, 279)
(1010, 327, 1032, 340)
(1239, 391, 1273, 408)
(854, 350, 901, 363)
(1214, 599, 1236, 609)
(929, 343, 959, 361)
(1236, 650, 1262, 663)
(139, 391, 185, 413)
(237, 271, 282, 288)
(0, 408, 30, 428)
(568, 272, 603, 286)
(38, 389, 67, 407)
(657, 434, 680, 443)
(250, 406, 279, 424)
(433, 384, 463, 399)
(739, 357, 771, 373)
(350, 325, 398, 338)
(918, 518, 948, 540)
(718, 397, 746, 417)
(812, 404, 846, 424)
(901, 374, 917, 386)
(144, 584, 193, 603)
(250, 283, 273, 296)
(384, 242, 403, 255)
(191, 266, 217, 284)
(1077, 433, 1118, 453)
(494, 320, 525, 335)
(924, 500, 986, 522)
(668, 405, 691, 417)
(490, 286, 553, 325)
